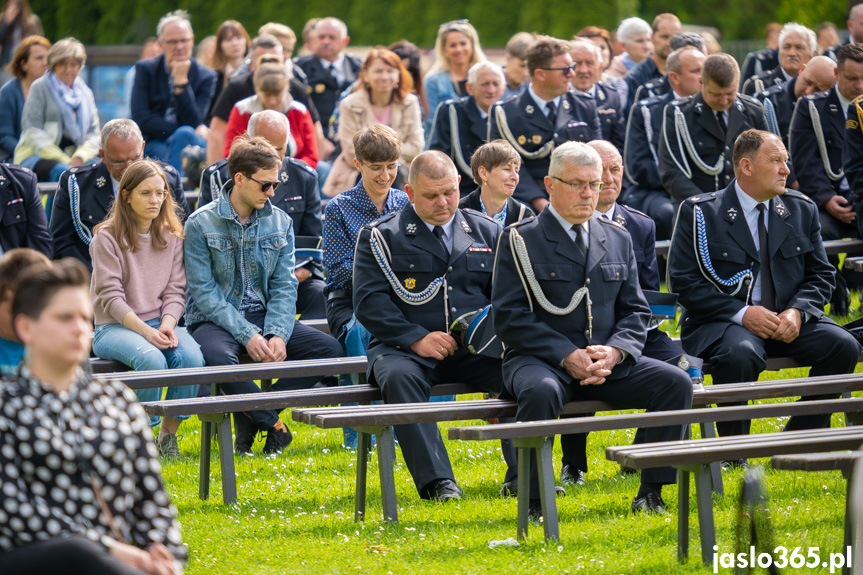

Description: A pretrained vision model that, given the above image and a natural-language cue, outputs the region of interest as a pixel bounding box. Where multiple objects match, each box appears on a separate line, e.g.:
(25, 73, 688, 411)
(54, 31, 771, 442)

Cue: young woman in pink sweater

(89, 159, 204, 459)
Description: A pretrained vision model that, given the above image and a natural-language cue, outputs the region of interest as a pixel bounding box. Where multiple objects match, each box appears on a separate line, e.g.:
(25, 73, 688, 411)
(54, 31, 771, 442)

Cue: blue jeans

(144, 125, 206, 178)
(93, 318, 205, 427)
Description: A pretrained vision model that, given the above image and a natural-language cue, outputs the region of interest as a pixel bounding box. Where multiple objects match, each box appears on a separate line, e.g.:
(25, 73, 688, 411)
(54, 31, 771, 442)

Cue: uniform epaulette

(2, 163, 32, 176)
(68, 162, 99, 175)
(852, 94, 863, 106)
(507, 215, 536, 228)
(598, 217, 625, 230)
(686, 192, 718, 204)
(461, 207, 495, 223)
(620, 204, 649, 219)
(368, 212, 398, 227)
(736, 93, 762, 108)
(782, 189, 814, 203)
(804, 91, 829, 102)
(286, 157, 317, 176)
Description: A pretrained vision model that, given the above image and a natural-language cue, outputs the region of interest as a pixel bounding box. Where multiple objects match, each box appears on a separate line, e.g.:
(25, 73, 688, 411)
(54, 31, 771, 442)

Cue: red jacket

(224, 95, 318, 168)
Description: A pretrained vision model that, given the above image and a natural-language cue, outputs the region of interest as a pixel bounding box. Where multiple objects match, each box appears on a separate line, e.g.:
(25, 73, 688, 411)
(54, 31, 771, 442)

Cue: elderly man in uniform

(569, 39, 626, 153)
(825, 5, 863, 61)
(352, 151, 517, 501)
(200, 110, 325, 319)
(557, 139, 701, 487)
(623, 46, 706, 240)
(790, 44, 863, 315)
(428, 61, 505, 196)
(668, 130, 861, 444)
(488, 35, 601, 213)
(131, 10, 216, 176)
(623, 14, 682, 100)
(743, 23, 817, 96)
(658, 53, 768, 204)
(493, 141, 692, 517)
(50, 119, 186, 267)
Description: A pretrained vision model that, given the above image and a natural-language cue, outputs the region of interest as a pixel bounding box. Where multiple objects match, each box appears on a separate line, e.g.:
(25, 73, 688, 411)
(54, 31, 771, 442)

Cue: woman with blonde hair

(322, 47, 423, 197)
(423, 20, 486, 131)
(90, 159, 203, 459)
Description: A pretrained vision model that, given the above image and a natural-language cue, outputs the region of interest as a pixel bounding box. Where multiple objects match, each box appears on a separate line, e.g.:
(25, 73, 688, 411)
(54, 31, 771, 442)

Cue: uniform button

(447, 286, 453, 292)
(88, 215, 93, 219)
(744, 279, 751, 285)
(711, 193, 716, 197)
(480, 263, 485, 268)
(553, 133, 558, 138)
(722, 252, 728, 257)
(409, 264, 415, 269)
(585, 330, 590, 336)
(451, 307, 457, 313)
(16, 215, 20, 219)
(796, 246, 801, 251)
(234, 290, 239, 295)
(550, 272, 556, 278)
(585, 278, 590, 285)
(615, 272, 619, 277)
(447, 266, 453, 272)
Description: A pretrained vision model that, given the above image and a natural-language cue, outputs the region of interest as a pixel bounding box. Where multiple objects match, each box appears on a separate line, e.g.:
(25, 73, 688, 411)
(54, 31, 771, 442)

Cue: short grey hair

(467, 61, 504, 86)
(47, 37, 86, 71)
(248, 110, 289, 141)
(408, 151, 458, 189)
(587, 139, 622, 164)
(851, 4, 863, 21)
(670, 32, 707, 53)
(157, 10, 193, 38)
(549, 141, 602, 178)
(569, 38, 603, 65)
(778, 23, 817, 55)
(100, 119, 143, 150)
(667, 46, 703, 74)
(314, 17, 348, 38)
(617, 17, 652, 46)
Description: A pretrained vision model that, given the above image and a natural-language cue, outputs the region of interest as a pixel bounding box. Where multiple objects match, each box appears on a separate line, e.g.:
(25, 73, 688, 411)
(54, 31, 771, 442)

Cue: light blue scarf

(45, 70, 92, 146)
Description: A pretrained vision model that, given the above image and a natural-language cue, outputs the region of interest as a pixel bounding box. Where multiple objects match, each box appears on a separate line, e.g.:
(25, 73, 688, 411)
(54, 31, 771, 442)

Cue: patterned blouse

(0, 366, 186, 560)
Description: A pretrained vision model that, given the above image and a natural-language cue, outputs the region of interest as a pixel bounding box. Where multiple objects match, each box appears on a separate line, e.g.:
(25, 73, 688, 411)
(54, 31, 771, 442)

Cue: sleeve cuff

(730, 305, 749, 325)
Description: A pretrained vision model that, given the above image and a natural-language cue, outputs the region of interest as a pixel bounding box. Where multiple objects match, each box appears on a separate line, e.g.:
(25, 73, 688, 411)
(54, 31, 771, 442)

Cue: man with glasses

(131, 10, 216, 177)
(492, 141, 692, 518)
(489, 35, 601, 213)
(184, 136, 343, 455)
(50, 119, 187, 267)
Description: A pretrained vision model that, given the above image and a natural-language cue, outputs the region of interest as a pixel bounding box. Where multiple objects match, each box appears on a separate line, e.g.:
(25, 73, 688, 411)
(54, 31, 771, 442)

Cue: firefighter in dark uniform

(427, 62, 506, 196)
(845, 93, 863, 232)
(741, 47, 778, 87)
(488, 36, 601, 212)
(352, 151, 517, 502)
(569, 38, 626, 154)
(627, 32, 706, 108)
(0, 164, 52, 257)
(658, 53, 768, 204)
(200, 110, 325, 319)
(742, 24, 817, 96)
(50, 119, 186, 268)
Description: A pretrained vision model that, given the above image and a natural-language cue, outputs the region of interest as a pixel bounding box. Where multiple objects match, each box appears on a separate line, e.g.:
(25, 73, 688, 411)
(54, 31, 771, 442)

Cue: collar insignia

(829, 104, 839, 114)
(517, 135, 527, 145)
(727, 207, 738, 220)
(460, 218, 471, 233)
(279, 171, 289, 183)
(405, 222, 417, 235)
(615, 213, 626, 226)
(736, 100, 744, 111)
(525, 104, 535, 114)
(677, 355, 691, 370)
(562, 99, 570, 110)
(694, 102, 703, 113)
(0, 175, 6, 186)
(596, 90, 605, 102)
(532, 135, 543, 144)
(96, 176, 106, 188)
(775, 203, 788, 217)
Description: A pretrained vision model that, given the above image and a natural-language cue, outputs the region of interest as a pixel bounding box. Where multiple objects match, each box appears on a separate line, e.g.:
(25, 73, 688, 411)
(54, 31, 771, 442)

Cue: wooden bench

(606, 423, 863, 565)
(447, 397, 863, 547)
(772, 451, 859, 575)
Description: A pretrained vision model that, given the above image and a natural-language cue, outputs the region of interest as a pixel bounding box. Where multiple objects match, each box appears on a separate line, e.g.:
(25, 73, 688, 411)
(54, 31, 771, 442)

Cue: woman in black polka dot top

(0, 259, 186, 575)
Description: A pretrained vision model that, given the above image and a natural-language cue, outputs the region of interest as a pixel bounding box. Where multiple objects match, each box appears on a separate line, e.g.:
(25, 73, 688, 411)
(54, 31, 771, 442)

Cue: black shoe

(560, 464, 585, 486)
(234, 412, 259, 454)
(499, 477, 566, 497)
(262, 420, 293, 454)
(631, 490, 668, 514)
(620, 464, 638, 475)
(421, 478, 464, 501)
(528, 499, 543, 524)
(721, 459, 749, 471)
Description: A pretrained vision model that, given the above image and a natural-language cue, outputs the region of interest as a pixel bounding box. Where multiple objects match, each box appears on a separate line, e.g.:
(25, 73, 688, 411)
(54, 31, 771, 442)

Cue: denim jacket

(184, 181, 298, 345)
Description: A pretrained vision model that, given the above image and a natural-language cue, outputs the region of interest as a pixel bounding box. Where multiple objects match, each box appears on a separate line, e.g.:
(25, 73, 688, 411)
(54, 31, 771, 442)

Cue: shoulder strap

(68, 174, 93, 246)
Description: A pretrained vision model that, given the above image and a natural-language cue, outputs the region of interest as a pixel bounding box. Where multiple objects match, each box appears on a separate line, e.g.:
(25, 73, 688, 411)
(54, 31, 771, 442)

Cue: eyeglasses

(539, 64, 576, 76)
(104, 155, 143, 170)
(552, 176, 603, 193)
(362, 162, 400, 175)
(134, 189, 169, 200)
(247, 175, 280, 193)
(162, 37, 193, 47)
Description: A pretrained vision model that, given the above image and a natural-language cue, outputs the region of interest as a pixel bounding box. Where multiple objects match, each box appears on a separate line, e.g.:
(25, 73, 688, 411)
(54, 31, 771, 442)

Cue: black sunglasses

(247, 175, 280, 193)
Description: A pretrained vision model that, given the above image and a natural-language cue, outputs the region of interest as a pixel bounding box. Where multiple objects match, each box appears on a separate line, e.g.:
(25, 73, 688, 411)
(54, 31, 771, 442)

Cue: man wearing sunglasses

(184, 136, 343, 455)
(489, 36, 601, 213)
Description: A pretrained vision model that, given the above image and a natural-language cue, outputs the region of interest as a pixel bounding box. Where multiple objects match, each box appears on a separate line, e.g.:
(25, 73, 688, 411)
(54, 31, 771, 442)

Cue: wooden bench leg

(354, 430, 372, 521)
(516, 445, 531, 541)
(217, 414, 237, 504)
(695, 464, 716, 565)
(677, 468, 690, 563)
(699, 422, 724, 496)
(376, 426, 398, 522)
(536, 437, 559, 542)
(198, 418, 212, 501)
(843, 468, 854, 575)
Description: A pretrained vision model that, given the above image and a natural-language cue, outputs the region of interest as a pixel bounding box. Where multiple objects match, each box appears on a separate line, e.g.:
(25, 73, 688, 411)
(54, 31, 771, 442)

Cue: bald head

(795, 55, 838, 98)
(248, 110, 289, 160)
(587, 140, 623, 211)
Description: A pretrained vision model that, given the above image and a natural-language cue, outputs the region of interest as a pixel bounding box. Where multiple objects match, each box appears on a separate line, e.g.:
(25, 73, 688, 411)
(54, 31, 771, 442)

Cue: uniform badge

(727, 207, 738, 220)
(736, 100, 744, 111)
(677, 355, 691, 370)
(562, 99, 570, 110)
(615, 213, 626, 226)
(404, 278, 416, 289)
(775, 203, 788, 217)
(694, 102, 703, 113)
(829, 104, 839, 114)
(596, 90, 606, 102)
(532, 135, 542, 144)
(517, 135, 527, 145)
(96, 176, 106, 188)
(279, 171, 289, 183)
(0, 175, 6, 186)
(315, 83, 326, 94)
(848, 120, 859, 130)
(460, 218, 471, 233)
(306, 85, 313, 95)
(525, 104, 535, 114)
(405, 222, 417, 235)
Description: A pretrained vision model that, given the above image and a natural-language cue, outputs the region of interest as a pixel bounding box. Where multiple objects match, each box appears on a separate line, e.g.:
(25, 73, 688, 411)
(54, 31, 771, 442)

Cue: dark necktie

(717, 111, 727, 134)
(328, 64, 337, 80)
(547, 100, 557, 126)
(433, 225, 449, 254)
(756, 203, 776, 311)
(571, 223, 585, 256)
